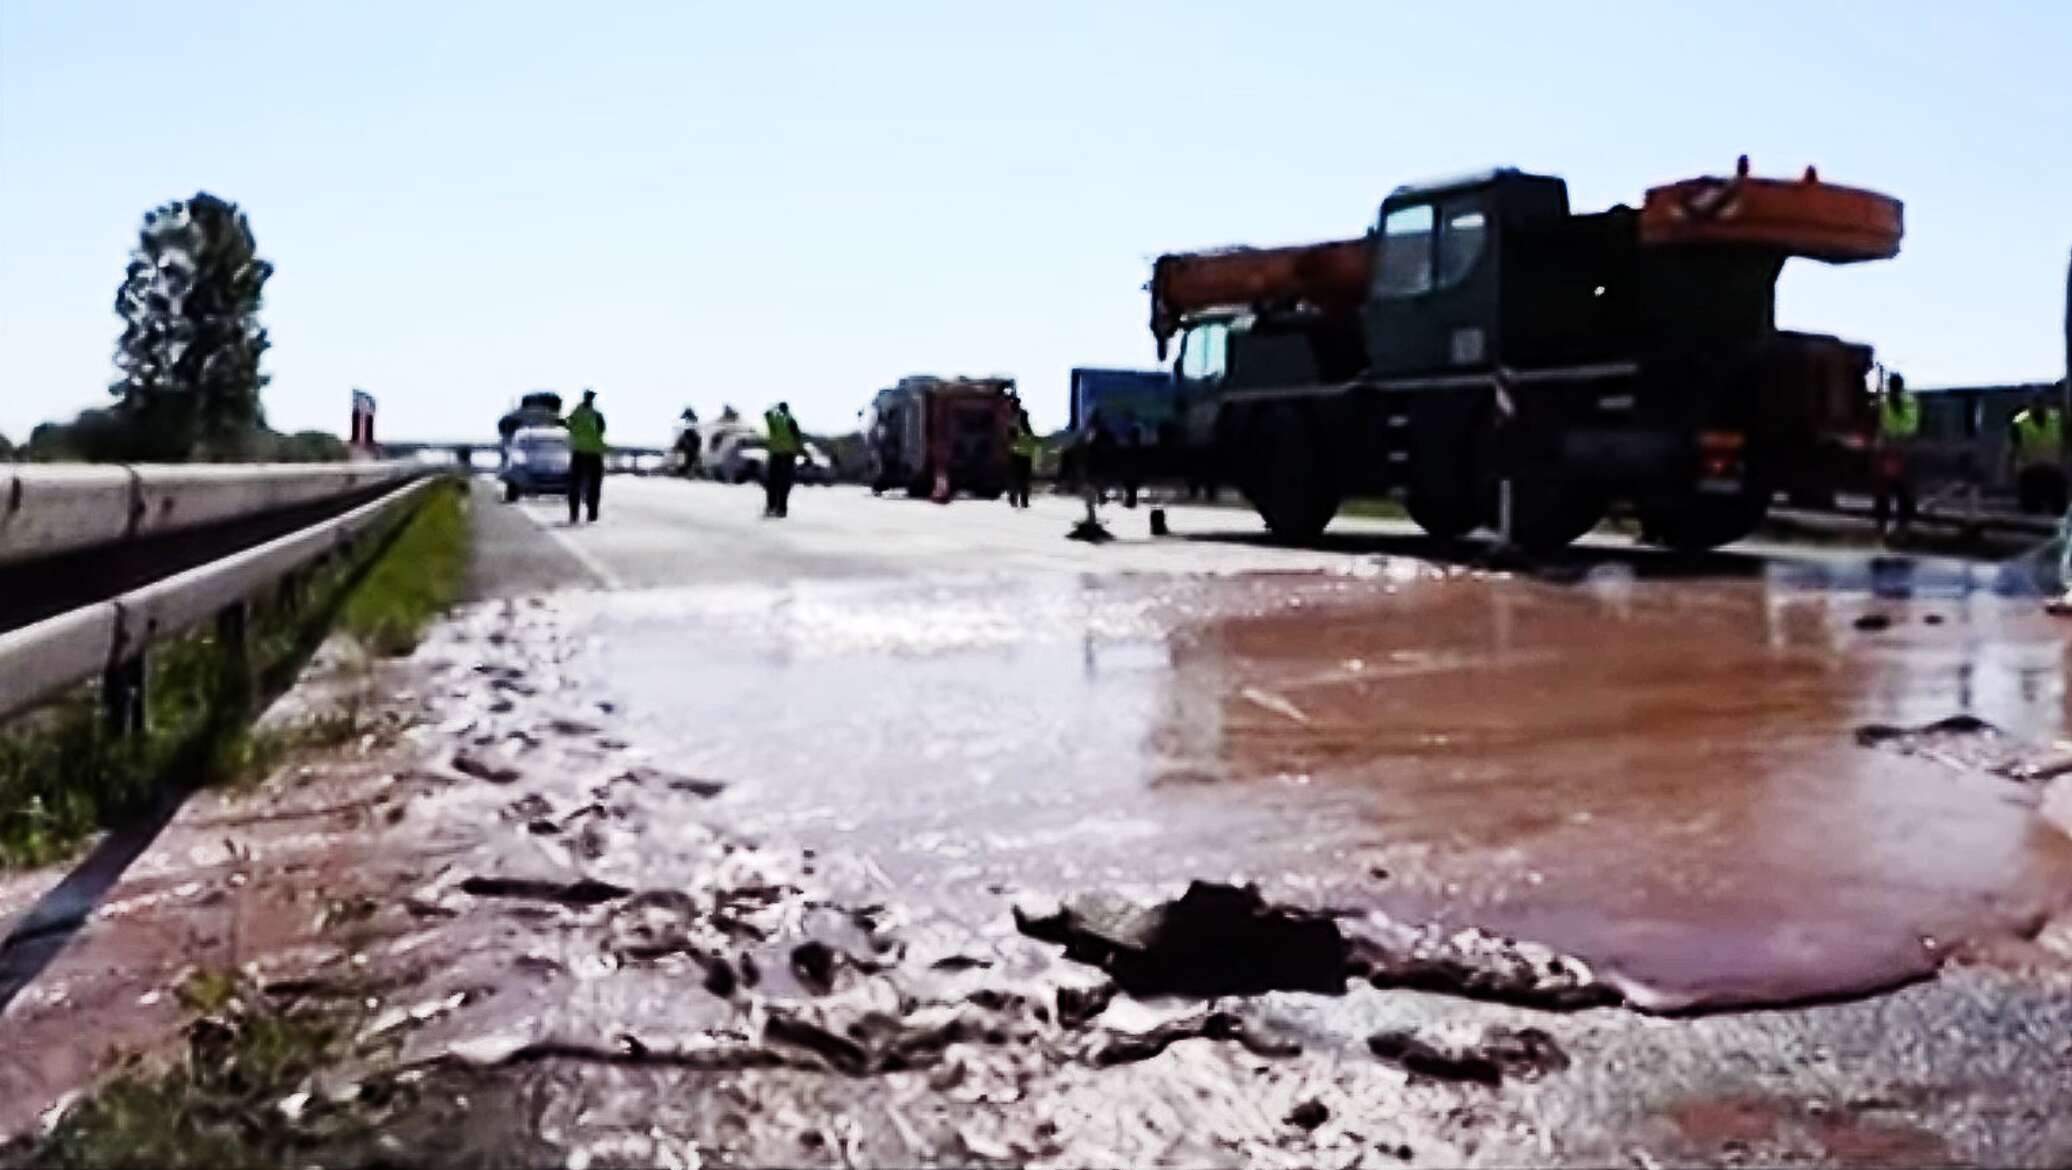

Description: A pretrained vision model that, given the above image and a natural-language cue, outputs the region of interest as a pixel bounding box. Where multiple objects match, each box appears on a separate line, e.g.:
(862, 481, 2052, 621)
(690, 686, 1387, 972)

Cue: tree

(109, 192, 275, 461)
(0, 432, 12, 461)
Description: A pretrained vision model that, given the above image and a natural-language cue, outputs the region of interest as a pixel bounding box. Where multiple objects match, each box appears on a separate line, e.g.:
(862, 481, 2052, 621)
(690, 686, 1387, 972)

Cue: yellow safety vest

(1010, 426, 1040, 458)
(2013, 408, 2063, 467)
(764, 409, 803, 456)
(566, 405, 606, 455)
(1879, 396, 1919, 441)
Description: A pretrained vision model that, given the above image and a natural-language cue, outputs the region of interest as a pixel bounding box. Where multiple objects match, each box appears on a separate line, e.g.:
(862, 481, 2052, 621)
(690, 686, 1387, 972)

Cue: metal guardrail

(0, 474, 436, 725)
(0, 462, 417, 569)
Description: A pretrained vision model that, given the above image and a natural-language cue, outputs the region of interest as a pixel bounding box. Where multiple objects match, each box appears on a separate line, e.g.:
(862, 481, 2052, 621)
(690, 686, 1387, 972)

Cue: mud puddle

(580, 563, 2072, 1012)
(13, 577, 2072, 1166)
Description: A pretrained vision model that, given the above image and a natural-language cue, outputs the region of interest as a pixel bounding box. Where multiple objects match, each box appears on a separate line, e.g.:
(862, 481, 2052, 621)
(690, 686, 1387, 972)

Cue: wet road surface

(482, 478, 2072, 1010)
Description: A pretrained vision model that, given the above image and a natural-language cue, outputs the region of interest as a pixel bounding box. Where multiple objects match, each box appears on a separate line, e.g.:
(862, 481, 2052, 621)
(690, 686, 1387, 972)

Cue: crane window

(1179, 322, 1228, 384)
(1376, 204, 1435, 297)
(1437, 205, 1487, 287)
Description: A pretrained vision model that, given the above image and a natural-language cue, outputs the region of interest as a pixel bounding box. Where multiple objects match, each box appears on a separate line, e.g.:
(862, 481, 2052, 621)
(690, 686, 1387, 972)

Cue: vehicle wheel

(1506, 474, 1605, 554)
(1406, 488, 1479, 540)
(1639, 490, 1770, 552)
(1244, 406, 1339, 543)
(503, 482, 519, 503)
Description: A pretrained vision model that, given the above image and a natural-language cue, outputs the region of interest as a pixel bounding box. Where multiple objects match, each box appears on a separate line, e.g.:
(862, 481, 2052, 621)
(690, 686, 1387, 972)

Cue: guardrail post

(215, 601, 253, 712)
(276, 567, 305, 615)
(102, 654, 147, 737)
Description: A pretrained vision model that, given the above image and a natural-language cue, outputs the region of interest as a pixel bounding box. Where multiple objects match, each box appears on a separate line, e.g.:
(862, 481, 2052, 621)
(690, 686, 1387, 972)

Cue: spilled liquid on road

(591, 555, 2072, 1011)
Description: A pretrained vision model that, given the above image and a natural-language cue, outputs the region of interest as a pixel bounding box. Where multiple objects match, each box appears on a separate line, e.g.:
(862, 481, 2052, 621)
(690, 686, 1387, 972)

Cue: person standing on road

(565, 388, 607, 524)
(1873, 372, 1919, 540)
(1008, 409, 1039, 508)
(763, 401, 804, 518)
(1083, 409, 1116, 505)
(2009, 389, 2067, 516)
(1118, 411, 1145, 510)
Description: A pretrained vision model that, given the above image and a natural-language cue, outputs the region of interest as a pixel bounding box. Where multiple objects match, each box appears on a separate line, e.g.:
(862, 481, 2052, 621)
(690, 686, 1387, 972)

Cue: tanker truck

(1151, 160, 1903, 551)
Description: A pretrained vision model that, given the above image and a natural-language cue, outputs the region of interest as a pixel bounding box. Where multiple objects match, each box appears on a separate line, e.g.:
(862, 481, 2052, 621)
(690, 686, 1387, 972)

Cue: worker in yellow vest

(565, 389, 607, 524)
(1007, 409, 1040, 509)
(1873, 372, 1919, 540)
(2008, 389, 2067, 515)
(763, 401, 804, 518)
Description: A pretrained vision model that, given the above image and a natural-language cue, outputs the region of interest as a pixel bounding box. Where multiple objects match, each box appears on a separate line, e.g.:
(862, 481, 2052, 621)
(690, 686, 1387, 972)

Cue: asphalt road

(479, 474, 2042, 593)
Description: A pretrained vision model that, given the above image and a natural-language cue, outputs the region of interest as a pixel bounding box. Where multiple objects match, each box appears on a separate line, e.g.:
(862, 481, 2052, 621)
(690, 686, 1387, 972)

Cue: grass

(339, 485, 467, 656)
(1, 972, 369, 1170)
(0, 635, 250, 868)
(0, 482, 469, 868)
(1339, 496, 1409, 521)
(4, 965, 547, 1169)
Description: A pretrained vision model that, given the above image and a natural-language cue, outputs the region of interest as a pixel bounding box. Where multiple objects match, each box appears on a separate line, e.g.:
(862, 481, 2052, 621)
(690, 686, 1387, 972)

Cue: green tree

(109, 192, 275, 461)
(270, 429, 348, 462)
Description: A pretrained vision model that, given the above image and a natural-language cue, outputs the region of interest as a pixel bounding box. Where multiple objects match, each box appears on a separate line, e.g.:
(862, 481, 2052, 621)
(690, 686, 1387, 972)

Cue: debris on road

(1366, 1024, 1569, 1086)
(1015, 881, 1349, 997)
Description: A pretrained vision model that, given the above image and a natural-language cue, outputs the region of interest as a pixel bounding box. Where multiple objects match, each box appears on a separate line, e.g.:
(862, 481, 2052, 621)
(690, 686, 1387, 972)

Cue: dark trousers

(2017, 464, 2069, 516)
(765, 453, 797, 517)
(568, 452, 604, 522)
(1008, 455, 1033, 508)
(1873, 475, 1916, 534)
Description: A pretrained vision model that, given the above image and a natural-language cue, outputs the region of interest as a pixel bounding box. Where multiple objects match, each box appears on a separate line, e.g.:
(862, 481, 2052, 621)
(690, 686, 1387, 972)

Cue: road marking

(516, 505, 627, 591)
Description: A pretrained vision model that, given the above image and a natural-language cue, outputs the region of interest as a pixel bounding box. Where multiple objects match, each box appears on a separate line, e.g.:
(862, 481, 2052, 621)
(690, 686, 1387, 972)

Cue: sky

(3, 1, 2069, 447)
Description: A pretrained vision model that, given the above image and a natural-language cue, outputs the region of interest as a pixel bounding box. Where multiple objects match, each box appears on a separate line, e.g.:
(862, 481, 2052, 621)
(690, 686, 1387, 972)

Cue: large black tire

(1407, 489, 1480, 540)
(1640, 491, 1769, 552)
(503, 481, 520, 503)
(1243, 406, 1339, 543)
(1507, 475, 1606, 554)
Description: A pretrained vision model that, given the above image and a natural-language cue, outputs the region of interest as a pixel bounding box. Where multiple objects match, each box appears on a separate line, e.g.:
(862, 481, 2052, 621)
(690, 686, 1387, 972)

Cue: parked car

(717, 438, 833, 486)
(499, 426, 572, 501)
(798, 442, 835, 485)
(715, 438, 769, 484)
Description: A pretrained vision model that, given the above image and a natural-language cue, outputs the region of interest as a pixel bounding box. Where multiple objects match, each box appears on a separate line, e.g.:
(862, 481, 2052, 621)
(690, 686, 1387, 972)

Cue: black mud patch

(1366, 1024, 1569, 1086)
(1080, 1008, 1302, 1068)
(1852, 714, 2065, 783)
(1854, 714, 1999, 747)
(1016, 881, 1618, 1011)
(450, 751, 524, 784)
(1015, 881, 1346, 997)
(458, 876, 631, 907)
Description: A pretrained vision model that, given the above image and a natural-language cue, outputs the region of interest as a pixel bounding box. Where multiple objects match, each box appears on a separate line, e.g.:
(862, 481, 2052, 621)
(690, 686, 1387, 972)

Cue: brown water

(589, 556, 2072, 1011)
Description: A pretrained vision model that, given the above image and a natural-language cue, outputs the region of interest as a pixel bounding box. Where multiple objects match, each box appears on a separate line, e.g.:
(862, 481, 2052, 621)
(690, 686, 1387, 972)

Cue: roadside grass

(0, 483, 468, 869)
(2, 972, 366, 1170)
(3, 966, 546, 1170)
(339, 485, 467, 656)
(1339, 496, 1408, 521)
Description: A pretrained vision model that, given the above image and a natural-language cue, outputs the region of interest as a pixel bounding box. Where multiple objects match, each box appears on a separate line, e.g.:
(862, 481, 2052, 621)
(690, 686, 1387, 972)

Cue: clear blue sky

(3, 1, 2068, 446)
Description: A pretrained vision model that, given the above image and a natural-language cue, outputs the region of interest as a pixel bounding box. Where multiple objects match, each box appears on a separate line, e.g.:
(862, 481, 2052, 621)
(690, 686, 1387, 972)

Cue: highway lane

(488, 475, 2040, 593)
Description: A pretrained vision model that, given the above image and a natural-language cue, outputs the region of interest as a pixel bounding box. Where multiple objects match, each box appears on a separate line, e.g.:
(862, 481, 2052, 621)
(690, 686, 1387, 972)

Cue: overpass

(379, 439, 673, 473)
